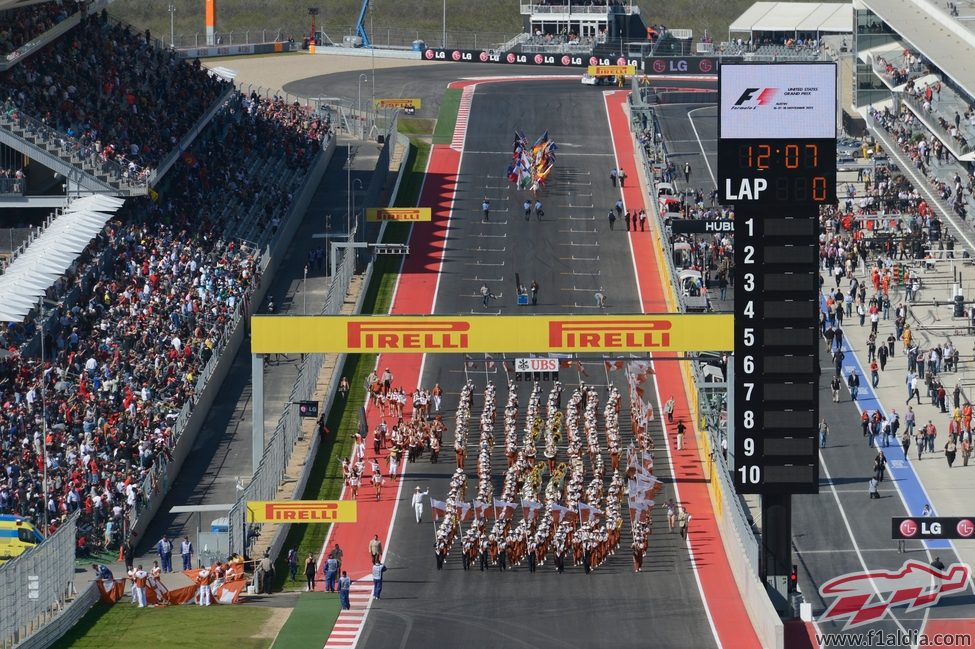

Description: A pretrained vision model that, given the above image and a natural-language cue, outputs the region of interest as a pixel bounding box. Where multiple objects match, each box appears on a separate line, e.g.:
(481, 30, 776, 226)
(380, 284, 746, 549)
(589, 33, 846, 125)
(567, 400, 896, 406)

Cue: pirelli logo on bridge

(247, 500, 357, 523)
(347, 320, 469, 349)
(251, 315, 732, 353)
(549, 319, 672, 349)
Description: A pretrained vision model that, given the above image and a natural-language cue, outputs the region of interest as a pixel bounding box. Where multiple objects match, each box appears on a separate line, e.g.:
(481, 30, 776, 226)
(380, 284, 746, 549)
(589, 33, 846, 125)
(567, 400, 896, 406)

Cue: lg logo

(899, 519, 919, 537)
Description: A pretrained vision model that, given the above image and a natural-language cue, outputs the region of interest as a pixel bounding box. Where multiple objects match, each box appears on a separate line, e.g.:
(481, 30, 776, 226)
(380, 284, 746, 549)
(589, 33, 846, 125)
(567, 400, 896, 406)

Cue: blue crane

(354, 0, 371, 47)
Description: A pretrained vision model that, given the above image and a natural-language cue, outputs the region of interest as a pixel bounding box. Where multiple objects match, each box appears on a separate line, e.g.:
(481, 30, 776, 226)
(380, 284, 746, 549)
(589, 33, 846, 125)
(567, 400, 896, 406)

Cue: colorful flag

(430, 498, 448, 521)
(457, 501, 474, 522)
(472, 499, 492, 520)
(521, 499, 544, 522)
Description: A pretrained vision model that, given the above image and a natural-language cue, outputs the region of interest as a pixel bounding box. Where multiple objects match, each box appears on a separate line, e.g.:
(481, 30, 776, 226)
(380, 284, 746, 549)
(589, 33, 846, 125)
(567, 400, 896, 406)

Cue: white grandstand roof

(861, 0, 975, 101)
(0, 195, 124, 323)
(730, 2, 852, 35)
(0, 0, 54, 12)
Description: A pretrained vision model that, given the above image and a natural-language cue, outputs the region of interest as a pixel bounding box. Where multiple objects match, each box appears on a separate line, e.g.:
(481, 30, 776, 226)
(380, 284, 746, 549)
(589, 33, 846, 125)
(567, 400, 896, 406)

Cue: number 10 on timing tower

(718, 62, 837, 495)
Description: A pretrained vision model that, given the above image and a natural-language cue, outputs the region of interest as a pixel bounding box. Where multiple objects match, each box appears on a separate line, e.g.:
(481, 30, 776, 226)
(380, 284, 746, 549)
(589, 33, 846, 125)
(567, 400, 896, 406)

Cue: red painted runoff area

(605, 89, 762, 649)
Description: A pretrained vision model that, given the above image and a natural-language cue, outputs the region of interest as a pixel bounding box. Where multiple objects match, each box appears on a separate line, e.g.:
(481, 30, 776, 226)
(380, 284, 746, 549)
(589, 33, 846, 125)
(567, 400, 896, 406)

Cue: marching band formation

(431, 362, 664, 573)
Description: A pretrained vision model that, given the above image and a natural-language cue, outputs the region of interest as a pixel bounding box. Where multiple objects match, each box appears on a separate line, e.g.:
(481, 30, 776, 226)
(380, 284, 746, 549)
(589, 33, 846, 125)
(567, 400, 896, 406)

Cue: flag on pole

(521, 499, 544, 522)
(485, 354, 496, 370)
(430, 498, 448, 522)
(457, 501, 474, 522)
(472, 499, 492, 520)
(575, 360, 589, 377)
(465, 355, 477, 370)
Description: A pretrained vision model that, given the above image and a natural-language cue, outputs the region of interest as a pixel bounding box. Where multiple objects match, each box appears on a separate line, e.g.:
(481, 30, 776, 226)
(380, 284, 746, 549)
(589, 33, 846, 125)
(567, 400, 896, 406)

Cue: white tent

(0, 194, 125, 323)
(729, 2, 852, 38)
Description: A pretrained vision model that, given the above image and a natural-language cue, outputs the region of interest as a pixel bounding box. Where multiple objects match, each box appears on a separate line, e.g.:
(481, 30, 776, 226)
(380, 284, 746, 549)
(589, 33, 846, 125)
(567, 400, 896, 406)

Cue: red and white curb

(323, 582, 375, 648)
(450, 85, 475, 151)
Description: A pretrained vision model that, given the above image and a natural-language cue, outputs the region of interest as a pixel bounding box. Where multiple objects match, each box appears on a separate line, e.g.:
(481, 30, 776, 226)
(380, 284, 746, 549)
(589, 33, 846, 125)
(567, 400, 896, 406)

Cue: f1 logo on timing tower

(734, 87, 777, 106)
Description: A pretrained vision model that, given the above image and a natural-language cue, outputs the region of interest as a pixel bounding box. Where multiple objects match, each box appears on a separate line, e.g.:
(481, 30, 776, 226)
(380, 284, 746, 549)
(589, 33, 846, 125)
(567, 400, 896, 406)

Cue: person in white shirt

(411, 487, 429, 523)
(131, 565, 149, 607)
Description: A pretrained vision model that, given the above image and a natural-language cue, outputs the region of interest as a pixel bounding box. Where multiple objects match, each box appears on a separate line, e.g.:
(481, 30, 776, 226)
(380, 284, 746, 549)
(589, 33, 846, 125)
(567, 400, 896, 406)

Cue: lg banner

(892, 516, 975, 540)
(422, 48, 639, 69)
(646, 56, 721, 75)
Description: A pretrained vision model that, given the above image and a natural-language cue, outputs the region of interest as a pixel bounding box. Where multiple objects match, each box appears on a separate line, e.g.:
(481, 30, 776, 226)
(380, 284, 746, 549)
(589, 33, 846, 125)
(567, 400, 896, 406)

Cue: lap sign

(725, 178, 767, 201)
(515, 358, 559, 373)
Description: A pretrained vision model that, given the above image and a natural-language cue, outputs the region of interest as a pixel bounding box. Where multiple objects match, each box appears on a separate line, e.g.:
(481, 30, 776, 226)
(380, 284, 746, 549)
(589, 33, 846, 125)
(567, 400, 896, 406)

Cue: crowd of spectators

(0, 88, 330, 552)
(902, 81, 974, 155)
(873, 48, 924, 87)
(0, 9, 231, 178)
(868, 104, 975, 219)
(0, 0, 81, 56)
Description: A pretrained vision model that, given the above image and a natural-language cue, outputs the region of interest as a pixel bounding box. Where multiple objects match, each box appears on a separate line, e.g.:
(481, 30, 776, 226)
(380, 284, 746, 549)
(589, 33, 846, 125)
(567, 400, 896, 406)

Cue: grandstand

(0, 4, 335, 644)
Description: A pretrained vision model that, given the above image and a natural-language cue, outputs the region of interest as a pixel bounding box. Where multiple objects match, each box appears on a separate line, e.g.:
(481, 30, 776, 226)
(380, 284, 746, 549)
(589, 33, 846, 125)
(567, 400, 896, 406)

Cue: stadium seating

(0, 89, 330, 548)
(0, 10, 231, 183)
(0, 1, 81, 55)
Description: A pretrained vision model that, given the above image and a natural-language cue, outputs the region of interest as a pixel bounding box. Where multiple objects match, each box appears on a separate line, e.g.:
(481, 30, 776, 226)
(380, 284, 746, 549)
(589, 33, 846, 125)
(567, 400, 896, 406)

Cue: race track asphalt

(354, 79, 718, 649)
(653, 96, 975, 646)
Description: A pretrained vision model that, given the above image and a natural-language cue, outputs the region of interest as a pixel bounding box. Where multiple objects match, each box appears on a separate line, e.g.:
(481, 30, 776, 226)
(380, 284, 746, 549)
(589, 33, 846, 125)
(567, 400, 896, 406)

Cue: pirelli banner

(247, 500, 357, 523)
(251, 314, 733, 354)
(587, 64, 636, 77)
(373, 98, 422, 110)
(366, 207, 431, 222)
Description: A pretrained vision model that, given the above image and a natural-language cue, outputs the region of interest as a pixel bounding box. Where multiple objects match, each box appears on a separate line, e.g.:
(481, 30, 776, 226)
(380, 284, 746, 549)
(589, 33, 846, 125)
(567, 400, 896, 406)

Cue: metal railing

(628, 93, 759, 571)
(0, 177, 25, 195)
(520, 3, 638, 14)
(0, 101, 149, 190)
(171, 28, 284, 48)
(175, 25, 519, 51)
(900, 93, 975, 157)
(147, 83, 236, 186)
(228, 239, 358, 556)
(0, 513, 78, 649)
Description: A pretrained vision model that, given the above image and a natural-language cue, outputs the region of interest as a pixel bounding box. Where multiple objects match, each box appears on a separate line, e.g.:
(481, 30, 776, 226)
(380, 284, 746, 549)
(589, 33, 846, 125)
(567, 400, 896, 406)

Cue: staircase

(0, 109, 146, 196)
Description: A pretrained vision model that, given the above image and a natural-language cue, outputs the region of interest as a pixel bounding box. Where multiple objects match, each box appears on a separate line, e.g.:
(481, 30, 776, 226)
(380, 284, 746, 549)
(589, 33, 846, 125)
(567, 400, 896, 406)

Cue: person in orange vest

(196, 565, 213, 606)
(132, 564, 149, 608)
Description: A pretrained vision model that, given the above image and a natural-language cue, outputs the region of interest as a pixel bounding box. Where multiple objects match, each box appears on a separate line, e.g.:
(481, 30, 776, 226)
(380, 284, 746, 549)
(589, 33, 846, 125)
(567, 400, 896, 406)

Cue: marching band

(430, 368, 664, 573)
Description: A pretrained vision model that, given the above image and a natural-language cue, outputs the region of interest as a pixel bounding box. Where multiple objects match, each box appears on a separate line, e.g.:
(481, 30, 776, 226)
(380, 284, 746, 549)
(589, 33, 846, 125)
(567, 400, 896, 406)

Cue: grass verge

(275, 136, 430, 591)
(431, 88, 462, 145)
(398, 117, 436, 136)
(268, 593, 340, 649)
(49, 603, 274, 649)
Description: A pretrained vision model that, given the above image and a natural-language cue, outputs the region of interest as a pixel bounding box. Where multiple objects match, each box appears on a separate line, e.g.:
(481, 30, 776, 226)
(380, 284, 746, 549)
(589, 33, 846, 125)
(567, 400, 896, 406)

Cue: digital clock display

(718, 137, 836, 205)
(739, 143, 819, 169)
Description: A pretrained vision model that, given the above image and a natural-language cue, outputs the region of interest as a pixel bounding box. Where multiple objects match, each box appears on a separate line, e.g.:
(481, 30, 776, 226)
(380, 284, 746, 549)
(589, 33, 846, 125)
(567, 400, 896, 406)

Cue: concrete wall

(312, 46, 421, 60)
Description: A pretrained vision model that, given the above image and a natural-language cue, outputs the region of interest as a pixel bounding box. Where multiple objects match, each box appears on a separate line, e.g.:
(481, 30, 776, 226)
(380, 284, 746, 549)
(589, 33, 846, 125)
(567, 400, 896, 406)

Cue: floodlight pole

(252, 354, 264, 476)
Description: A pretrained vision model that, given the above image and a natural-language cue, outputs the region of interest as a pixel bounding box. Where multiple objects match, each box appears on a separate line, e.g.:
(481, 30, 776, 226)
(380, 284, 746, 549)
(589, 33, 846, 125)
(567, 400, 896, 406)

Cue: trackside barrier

(228, 240, 357, 558)
(0, 514, 78, 649)
(227, 123, 403, 558)
(628, 95, 784, 649)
